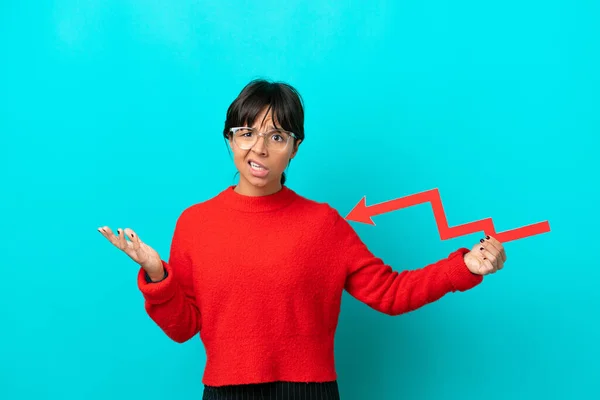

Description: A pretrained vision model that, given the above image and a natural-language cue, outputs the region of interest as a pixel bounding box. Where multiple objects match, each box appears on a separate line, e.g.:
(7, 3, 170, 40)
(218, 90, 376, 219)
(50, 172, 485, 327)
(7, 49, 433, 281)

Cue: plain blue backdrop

(1, 1, 598, 399)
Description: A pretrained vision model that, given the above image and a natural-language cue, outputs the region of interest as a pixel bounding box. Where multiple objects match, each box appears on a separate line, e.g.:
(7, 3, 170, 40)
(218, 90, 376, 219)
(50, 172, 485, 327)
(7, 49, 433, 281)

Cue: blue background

(1, 1, 598, 399)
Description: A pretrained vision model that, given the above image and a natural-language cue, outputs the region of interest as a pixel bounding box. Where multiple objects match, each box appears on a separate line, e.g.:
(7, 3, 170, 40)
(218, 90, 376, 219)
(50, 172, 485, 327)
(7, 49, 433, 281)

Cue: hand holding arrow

(463, 235, 507, 276)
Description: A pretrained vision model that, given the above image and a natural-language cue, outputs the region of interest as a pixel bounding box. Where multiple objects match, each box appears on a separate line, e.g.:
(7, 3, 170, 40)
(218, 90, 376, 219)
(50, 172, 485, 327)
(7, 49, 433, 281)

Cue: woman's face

(229, 106, 301, 195)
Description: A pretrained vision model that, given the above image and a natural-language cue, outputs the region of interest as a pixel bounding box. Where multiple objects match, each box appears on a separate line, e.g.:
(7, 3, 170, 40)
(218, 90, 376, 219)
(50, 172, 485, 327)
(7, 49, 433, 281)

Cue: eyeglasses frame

(229, 126, 298, 152)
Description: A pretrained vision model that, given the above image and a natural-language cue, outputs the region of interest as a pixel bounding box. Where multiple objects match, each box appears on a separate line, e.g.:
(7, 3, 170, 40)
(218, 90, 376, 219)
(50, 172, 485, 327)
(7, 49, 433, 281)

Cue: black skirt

(202, 380, 341, 400)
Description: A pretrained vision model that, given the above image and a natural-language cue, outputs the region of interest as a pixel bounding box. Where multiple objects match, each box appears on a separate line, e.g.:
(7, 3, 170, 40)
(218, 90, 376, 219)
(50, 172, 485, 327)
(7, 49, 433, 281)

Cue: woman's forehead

(245, 111, 282, 129)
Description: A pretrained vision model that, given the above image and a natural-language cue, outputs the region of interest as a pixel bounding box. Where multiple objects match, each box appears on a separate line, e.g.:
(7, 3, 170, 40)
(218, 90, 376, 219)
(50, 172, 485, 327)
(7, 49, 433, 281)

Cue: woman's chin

(241, 174, 268, 187)
(247, 174, 280, 189)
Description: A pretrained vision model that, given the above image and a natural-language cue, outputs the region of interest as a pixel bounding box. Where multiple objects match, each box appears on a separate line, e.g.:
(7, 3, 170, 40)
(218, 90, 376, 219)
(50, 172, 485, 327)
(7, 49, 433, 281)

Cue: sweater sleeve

(136, 210, 202, 342)
(330, 209, 483, 316)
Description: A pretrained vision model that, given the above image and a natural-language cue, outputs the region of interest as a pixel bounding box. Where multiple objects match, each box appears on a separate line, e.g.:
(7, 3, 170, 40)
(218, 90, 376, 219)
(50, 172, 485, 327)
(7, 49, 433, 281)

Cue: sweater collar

(219, 184, 298, 212)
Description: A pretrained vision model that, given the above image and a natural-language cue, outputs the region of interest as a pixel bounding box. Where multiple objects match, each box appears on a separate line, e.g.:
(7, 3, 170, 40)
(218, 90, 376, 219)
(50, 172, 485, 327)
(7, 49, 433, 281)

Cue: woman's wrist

(146, 268, 167, 283)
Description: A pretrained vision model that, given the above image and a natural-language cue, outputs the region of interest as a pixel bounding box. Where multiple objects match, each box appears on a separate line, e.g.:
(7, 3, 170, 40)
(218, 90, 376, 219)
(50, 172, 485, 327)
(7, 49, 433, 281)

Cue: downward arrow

(344, 188, 550, 243)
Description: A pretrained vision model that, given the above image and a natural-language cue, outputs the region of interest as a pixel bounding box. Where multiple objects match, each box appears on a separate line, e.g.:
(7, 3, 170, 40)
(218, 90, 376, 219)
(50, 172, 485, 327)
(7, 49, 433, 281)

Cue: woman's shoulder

(170, 187, 231, 222)
(289, 189, 345, 223)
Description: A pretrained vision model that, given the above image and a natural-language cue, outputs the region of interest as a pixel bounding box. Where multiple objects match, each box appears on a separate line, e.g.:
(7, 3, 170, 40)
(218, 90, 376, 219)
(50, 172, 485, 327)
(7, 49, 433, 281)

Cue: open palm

(97, 226, 163, 276)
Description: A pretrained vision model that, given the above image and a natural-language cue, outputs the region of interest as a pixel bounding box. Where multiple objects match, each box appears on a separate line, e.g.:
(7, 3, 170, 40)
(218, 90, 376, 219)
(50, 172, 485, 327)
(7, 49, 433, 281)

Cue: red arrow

(344, 188, 550, 243)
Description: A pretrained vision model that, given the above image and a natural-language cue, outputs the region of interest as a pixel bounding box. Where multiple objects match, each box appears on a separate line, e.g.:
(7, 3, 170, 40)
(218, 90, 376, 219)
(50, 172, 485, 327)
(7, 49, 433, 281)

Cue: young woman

(99, 79, 506, 399)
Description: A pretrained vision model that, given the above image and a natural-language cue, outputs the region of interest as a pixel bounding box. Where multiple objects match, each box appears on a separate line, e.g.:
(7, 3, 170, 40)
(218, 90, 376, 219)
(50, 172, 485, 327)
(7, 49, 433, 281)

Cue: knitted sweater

(137, 185, 483, 386)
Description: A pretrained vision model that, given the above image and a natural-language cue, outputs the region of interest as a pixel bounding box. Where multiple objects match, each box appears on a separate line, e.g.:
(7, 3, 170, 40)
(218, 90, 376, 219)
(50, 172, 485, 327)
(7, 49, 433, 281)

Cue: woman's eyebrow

(251, 124, 279, 130)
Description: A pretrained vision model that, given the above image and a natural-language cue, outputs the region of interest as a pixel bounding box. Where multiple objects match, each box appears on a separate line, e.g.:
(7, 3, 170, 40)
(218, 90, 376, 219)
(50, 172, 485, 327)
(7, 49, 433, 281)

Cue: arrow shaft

(364, 189, 550, 242)
(368, 189, 438, 217)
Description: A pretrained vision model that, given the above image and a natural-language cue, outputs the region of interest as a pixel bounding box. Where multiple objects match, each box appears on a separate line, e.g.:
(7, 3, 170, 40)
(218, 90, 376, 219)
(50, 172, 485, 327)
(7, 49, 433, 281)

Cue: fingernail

(486, 235, 490, 239)
(480, 239, 484, 243)
(483, 257, 487, 260)
(130, 233, 134, 238)
(480, 247, 484, 250)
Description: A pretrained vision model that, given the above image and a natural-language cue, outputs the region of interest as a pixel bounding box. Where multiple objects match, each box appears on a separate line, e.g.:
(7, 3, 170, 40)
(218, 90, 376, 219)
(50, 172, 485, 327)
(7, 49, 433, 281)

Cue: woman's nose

(251, 135, 267, 154)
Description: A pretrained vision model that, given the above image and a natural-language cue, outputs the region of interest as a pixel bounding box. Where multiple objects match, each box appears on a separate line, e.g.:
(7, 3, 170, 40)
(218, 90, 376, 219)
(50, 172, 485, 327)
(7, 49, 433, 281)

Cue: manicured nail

(480, 247, 484, 250)
(483, 257, 487, 260)
(486, 235, 490, 239)
(480, 239, 484, 243)
(130, 233, 134, 238)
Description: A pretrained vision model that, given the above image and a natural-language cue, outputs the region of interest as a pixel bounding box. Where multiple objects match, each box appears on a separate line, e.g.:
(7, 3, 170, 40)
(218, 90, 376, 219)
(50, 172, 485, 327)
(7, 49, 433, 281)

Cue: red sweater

(137, 185, 483, 386)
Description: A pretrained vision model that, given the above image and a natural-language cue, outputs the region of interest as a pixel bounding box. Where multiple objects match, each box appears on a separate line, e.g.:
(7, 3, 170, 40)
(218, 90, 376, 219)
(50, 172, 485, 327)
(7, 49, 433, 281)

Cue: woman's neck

(234, 178, 282, 197)
(220, 181, 296, 213)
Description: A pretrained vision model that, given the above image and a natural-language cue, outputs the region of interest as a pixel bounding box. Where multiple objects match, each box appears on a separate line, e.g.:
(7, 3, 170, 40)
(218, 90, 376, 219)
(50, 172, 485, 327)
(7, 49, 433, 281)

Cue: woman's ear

(290, 139, 302, 159)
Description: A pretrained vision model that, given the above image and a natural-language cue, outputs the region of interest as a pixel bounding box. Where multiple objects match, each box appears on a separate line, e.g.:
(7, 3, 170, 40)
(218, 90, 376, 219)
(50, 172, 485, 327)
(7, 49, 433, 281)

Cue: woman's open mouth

(248, 160, 269, 177)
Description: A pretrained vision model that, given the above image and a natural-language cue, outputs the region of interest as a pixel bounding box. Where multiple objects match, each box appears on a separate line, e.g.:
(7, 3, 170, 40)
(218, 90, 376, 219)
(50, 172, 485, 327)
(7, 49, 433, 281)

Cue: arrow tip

(345, 196, 375, 225)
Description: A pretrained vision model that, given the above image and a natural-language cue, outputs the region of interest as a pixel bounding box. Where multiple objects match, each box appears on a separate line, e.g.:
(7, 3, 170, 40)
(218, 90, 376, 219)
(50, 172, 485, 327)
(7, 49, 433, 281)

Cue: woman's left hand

(464, 235, 507, 276)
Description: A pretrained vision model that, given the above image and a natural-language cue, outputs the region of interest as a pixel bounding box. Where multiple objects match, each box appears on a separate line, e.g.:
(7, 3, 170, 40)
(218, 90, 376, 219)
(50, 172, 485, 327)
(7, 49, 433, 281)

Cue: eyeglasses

(229, 127, 297, 152)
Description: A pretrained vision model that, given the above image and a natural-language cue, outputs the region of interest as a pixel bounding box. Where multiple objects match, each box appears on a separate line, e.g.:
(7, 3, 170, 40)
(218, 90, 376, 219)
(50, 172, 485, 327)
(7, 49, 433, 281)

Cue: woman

(98, 79, 506, 399)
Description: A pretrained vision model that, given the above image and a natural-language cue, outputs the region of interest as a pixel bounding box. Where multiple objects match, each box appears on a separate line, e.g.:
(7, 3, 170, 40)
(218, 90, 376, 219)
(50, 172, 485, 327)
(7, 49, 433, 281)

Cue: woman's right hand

(98, 226, 165, 281)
